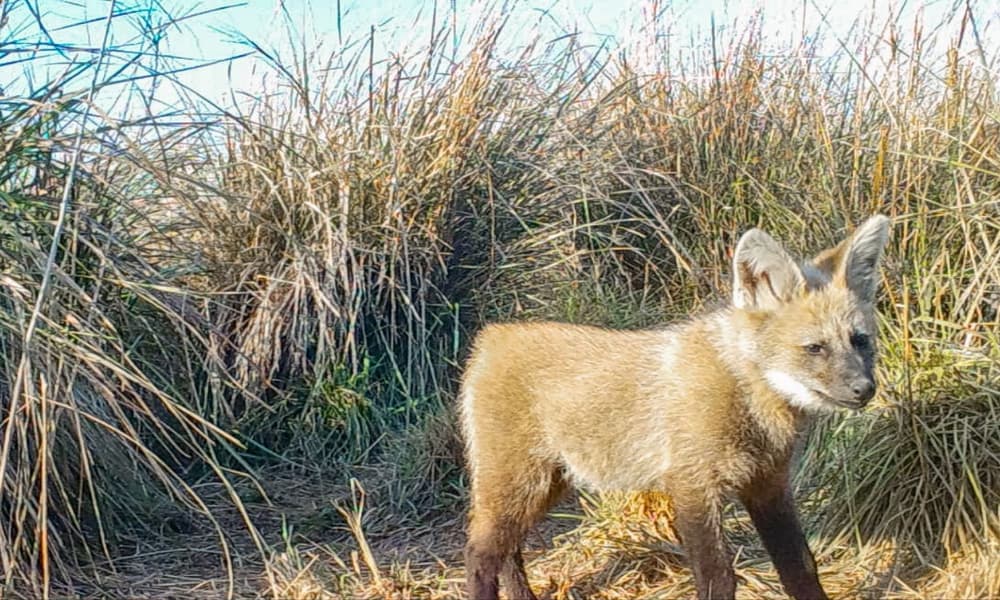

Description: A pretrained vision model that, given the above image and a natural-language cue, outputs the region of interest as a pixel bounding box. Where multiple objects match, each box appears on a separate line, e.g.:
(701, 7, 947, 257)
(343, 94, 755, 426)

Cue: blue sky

(175, 0, 980, 102)
(4, 0, 990, 111)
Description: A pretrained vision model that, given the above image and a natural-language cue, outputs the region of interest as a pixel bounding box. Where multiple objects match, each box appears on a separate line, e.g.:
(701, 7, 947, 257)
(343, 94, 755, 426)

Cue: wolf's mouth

(812, 389, 865, 410)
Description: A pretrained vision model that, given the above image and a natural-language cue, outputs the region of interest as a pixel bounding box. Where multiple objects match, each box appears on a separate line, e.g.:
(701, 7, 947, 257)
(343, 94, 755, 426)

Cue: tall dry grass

(2, 0, 999, 598)
(0, 2, 268, 597)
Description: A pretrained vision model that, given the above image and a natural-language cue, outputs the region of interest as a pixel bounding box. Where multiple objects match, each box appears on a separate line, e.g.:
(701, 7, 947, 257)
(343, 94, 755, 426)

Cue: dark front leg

(674, 499, 736, 600)
(740, 478, 828, 600)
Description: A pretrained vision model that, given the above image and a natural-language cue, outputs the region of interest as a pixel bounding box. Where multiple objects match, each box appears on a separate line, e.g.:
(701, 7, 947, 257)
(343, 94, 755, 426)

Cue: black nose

(851, 379, 876, 403)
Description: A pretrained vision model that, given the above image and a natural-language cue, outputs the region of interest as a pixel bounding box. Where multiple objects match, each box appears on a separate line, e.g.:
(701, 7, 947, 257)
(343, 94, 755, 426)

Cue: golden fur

(461, 215, 891, 600)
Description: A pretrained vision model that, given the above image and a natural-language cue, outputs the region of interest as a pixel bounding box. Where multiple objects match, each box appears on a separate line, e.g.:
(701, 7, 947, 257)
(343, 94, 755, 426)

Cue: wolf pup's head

(732, 215, 892, 412)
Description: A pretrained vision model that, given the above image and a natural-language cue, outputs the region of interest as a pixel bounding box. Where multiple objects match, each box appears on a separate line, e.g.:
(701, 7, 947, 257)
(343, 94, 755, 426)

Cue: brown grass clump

(898, 541, 1000, 599)
(0, 3, 271, 597)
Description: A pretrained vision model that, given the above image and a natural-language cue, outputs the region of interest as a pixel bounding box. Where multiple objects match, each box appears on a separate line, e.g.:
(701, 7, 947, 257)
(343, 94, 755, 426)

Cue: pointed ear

(732, 228, 805, 311)
(834, 214, 891, 303)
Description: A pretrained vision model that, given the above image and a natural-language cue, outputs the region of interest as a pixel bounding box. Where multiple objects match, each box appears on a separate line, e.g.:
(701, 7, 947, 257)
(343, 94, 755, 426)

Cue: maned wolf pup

(460, 215, 891, 600)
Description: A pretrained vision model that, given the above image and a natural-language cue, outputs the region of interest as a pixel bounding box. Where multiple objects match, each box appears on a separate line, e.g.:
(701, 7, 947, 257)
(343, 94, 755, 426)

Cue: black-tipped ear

(838, 214, 891, 303)
(732, 228, 805, 311)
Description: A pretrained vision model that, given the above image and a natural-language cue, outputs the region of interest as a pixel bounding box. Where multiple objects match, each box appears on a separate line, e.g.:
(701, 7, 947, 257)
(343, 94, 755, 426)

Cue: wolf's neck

(706, 308, 810, 454)
(743, 377, 811, 456)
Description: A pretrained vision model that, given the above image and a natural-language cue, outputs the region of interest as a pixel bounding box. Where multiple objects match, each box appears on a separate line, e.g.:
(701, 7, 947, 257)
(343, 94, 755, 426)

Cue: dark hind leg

(465, 463, 565, 600)
(499, 546, 533, 600)
(498, 467, 567, 600)
(465, 510, 506, 600)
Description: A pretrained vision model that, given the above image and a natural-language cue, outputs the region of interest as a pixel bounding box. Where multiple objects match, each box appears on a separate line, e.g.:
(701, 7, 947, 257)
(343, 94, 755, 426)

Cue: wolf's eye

(804, 343, 826, 355)
(850, 332, 870, 348)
